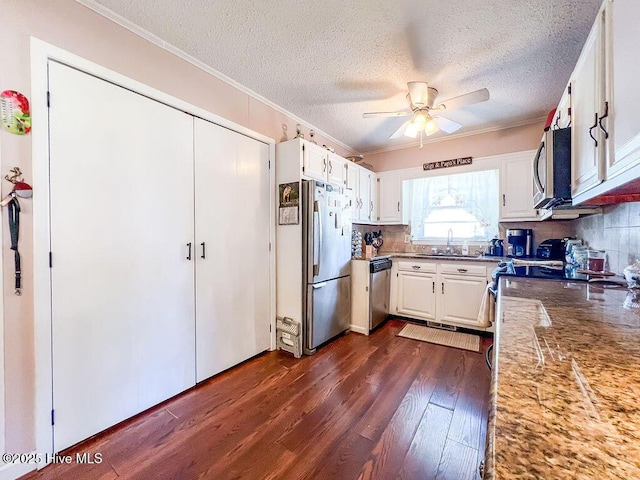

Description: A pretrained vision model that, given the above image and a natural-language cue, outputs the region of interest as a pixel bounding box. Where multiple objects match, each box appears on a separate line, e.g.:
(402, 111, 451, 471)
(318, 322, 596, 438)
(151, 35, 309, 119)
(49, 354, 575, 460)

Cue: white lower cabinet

(390, 259, 491, 331)
(438, 274, 488, 327)
(396, 263, 437, 321)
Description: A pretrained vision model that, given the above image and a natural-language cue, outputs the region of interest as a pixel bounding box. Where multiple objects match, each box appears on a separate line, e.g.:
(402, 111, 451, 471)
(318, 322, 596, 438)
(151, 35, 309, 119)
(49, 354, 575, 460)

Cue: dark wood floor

(22, 319, 492, 480)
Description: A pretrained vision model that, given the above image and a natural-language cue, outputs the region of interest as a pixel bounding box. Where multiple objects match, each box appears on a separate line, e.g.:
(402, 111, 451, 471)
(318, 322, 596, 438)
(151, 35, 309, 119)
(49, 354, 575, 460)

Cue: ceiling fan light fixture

(404, 122, 420, 138)
(412, 111, 428, 129)
(424, 119, 440, 136)
(407, 81, 428, 107)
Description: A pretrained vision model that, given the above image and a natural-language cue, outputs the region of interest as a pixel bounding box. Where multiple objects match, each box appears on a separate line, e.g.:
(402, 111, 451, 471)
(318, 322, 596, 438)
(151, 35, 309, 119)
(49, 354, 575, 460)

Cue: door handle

(200, 242, 206, 259)
(598, 101, 609, 139)
(328, 160, 333, 174)
(533, 144, 544, 193)
(432, 281, 435, 293)
(441, 283, 444, 294)
(502, 194, 506, 207)
(312, 282, 327, 289)
(412, 265, 421, 270)
(589, 112, 598, 147)
(457, 268, 468, 273)
(323, 158, 327, 172)
(186, 243, 192, 261)
(397, 201, 400, 212)
(313, 204, 321, 277)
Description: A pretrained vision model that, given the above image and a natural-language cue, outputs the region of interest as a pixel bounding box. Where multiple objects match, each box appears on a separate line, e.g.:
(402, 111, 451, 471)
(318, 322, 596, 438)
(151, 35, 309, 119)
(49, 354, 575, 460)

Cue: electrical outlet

(404, 234, 411, 243)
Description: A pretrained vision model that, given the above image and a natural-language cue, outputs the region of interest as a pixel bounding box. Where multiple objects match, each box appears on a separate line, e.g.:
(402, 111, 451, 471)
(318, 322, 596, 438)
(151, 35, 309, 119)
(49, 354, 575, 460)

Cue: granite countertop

(487, 277, 640, 479)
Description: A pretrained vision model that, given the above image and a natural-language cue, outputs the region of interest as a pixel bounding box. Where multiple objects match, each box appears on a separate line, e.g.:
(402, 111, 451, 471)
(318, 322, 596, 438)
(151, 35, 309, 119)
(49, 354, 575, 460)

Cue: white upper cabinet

(346, 161, 378, 224)
(301, 140, 329, 182)
(571, 4, 608, 198)
(376, 171, 403, 224)
(359, 167, 373, 223)
(607, 0, 640, 179)
(500, 151, 539, 221)
(553, 84, 572, 130)
(570, 0, 640, 204)
(327, 152, 347, 187)
(285, 138, 348, 187)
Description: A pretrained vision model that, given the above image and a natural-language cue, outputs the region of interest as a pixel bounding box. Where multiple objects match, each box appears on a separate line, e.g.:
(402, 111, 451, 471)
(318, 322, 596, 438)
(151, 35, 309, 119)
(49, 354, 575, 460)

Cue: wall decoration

(0, 90, 32, 135)
(423, 157, 472, 171)
(278, 181, 300, 225)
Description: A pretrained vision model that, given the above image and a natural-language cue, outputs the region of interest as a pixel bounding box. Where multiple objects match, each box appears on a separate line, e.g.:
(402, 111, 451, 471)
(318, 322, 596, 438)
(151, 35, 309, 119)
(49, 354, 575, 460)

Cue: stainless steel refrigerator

(302, 180, 352, 354)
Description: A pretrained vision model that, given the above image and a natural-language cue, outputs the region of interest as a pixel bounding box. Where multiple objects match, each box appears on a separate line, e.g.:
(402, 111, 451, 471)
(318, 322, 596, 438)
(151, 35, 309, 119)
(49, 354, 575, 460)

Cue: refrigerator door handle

(313, 201, 321, 277)
(312, 282, 327, 289)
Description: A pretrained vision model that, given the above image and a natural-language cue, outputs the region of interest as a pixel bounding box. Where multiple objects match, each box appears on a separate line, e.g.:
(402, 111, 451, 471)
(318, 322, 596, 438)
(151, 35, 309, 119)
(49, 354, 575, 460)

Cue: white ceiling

(87, 0, 602, 153)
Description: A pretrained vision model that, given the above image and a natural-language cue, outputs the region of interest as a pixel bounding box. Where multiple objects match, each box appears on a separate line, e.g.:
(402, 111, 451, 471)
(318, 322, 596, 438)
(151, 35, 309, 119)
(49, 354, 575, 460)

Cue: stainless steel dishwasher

(369, 258, 392, 330)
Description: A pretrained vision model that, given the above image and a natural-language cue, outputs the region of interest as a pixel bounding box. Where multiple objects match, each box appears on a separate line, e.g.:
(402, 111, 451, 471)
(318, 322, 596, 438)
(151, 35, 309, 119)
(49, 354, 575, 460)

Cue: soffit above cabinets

(86, 0, 602, 153)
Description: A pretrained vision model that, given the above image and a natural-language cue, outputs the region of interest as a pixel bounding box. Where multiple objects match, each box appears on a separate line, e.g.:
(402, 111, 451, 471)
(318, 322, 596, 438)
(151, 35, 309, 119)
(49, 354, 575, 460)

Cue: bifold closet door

(194, 118, 271, 382)
(48, 61, 196, 452)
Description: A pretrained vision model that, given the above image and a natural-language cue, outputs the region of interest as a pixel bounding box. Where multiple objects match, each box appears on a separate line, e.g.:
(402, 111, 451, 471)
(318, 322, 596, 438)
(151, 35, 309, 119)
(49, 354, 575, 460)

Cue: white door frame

(0, 132, 5, 456)
(30, 38, 276, 464)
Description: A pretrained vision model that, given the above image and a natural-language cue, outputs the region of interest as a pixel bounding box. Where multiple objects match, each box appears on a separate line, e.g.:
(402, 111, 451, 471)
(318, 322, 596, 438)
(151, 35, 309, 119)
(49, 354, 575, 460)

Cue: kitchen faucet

(446, 228, 453, 254)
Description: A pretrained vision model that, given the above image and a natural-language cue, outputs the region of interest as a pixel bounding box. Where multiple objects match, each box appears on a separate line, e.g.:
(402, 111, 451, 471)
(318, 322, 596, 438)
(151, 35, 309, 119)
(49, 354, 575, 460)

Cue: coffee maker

(506, 229, 533, 257)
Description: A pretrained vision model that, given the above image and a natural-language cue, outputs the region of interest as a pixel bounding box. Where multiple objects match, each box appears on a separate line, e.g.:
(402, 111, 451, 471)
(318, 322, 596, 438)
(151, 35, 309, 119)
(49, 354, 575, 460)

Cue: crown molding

(74, 0, 358, 154)
(361, 116, 547, 156)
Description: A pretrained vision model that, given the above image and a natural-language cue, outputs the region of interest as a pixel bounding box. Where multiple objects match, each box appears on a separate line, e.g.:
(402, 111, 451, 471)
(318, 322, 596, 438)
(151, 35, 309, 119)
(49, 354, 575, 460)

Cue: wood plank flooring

(21, 319, 492, 480)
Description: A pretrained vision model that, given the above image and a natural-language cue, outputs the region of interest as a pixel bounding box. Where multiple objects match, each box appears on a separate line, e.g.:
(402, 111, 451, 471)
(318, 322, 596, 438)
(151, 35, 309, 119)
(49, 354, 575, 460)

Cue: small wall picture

(278, 181, 300, 225)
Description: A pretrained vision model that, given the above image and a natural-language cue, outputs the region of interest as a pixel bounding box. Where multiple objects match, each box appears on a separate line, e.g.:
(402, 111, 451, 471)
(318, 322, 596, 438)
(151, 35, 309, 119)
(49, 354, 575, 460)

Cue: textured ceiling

(88, 0, 602, 153)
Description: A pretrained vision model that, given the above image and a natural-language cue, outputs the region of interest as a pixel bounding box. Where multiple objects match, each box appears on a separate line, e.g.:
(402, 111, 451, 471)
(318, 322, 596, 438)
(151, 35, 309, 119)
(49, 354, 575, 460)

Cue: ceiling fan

(363, 82, 490, 147)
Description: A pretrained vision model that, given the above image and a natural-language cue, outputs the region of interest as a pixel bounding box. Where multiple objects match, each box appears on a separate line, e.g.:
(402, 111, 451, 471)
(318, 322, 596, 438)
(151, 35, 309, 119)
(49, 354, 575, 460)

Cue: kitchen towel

(477, 284, 494, 328)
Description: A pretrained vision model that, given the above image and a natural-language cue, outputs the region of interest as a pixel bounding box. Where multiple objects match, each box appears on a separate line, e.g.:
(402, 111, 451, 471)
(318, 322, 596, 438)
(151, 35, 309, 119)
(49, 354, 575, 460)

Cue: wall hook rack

(4, 167, 24, 184)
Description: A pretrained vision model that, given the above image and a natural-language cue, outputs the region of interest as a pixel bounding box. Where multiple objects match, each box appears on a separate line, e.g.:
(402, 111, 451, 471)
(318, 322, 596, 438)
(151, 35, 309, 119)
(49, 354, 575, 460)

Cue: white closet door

(194, 118, 271, 382)
(48, 61, 196, 452)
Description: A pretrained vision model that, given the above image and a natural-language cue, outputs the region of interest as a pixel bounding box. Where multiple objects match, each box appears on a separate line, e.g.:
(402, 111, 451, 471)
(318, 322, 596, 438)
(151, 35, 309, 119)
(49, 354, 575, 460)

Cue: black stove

(492, 262, 590, 282)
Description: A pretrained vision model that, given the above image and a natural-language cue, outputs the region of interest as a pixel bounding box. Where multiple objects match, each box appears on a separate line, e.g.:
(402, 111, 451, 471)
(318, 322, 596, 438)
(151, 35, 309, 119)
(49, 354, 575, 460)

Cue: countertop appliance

(369, 258, 392, 331)
(302, 180, 352, 354)
(533, 127, 572, 208)
(506, 228, 533, 258)
(536, 238, 566, 260)
(486, 238, 504, 256)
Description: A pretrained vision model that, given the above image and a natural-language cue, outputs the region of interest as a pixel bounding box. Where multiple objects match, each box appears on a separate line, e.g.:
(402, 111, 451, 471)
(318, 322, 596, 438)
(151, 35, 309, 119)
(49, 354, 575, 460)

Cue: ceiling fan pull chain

(419, 130, 424, 149)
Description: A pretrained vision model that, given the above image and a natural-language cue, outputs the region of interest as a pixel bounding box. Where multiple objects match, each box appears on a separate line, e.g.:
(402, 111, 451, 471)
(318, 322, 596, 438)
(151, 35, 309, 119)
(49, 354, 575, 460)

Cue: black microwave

(532, 127, 571, 209)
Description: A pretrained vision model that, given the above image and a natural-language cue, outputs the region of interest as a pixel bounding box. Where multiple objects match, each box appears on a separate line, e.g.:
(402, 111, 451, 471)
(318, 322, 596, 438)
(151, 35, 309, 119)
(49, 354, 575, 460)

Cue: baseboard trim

(0, 453, 38, 480)
(349, 325, 369, 335)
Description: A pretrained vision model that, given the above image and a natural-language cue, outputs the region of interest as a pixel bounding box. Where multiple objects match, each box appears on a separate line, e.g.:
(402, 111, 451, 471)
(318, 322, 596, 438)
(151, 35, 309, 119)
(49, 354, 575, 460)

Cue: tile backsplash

(574, 202, 640, 274)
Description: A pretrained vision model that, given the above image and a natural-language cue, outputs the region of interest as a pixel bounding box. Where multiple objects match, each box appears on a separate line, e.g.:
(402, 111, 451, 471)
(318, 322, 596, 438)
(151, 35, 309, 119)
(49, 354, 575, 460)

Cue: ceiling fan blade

(434, 116, 462, 134)
(389, 119, 413, 139)
(363, 110, 412, 118)
(436, 88, 490, 112)
(407, 82, 429, 107)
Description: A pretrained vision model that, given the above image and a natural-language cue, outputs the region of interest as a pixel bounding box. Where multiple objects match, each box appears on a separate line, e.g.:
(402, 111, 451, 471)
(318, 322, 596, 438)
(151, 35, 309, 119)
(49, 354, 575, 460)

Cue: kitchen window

(404, 169, 499, 242)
